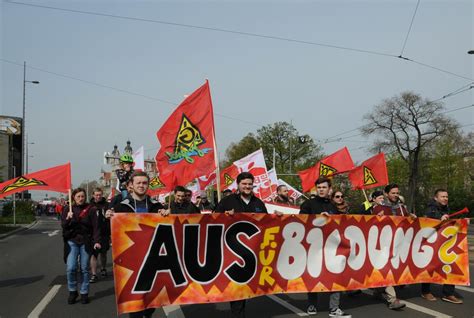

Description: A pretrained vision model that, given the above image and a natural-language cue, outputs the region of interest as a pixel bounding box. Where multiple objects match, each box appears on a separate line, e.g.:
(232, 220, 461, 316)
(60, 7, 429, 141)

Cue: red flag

(0, 163, 71, 199)
(219, 164, 240, 191)
(155, 81, 216, 186)
(147, 172, 175, 196)
(198, 171, 216, 190)
(298, 147, 354, 192)
(348, 152, 388, 190)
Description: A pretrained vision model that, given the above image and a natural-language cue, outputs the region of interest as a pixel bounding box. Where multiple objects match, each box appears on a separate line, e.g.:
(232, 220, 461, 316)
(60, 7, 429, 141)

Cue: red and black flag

(348, 152, 388, 190)
(0, 163, 71, 199)
(155, 81, 217, 187)
(298, 147, 354, 192)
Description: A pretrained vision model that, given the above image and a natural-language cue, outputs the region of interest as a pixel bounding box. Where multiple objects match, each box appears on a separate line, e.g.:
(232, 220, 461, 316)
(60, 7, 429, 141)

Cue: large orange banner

(111, 213, 470, 315)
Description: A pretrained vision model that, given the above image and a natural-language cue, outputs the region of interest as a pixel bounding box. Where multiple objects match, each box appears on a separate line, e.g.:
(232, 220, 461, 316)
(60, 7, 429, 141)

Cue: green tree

(223, 121, 323, 189)
(422, 131, 474, 213)
(78, 180, 100, 201)
(362, 92, 457, 212)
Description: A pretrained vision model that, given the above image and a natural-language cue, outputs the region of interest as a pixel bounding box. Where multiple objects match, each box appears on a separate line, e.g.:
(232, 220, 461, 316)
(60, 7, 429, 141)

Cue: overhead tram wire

(5, 0, 395, 58)
(1, 58, 263, 128)
(399, 0, 421, 57)
(6, 0, 472, 81)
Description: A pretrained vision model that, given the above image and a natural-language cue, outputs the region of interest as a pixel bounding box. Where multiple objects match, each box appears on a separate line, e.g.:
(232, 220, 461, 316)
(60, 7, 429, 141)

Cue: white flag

(133, 146, 145, 171)
(278, 178, 303, 201)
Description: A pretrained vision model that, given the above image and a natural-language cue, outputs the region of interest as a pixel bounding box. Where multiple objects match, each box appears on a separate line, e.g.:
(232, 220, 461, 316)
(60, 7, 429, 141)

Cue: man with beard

(273, 185, 295, 205)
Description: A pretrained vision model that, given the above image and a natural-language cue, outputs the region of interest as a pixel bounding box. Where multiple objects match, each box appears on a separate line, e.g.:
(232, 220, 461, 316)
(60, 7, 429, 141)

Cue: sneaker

(329, 308, 351, 318)
(100, 269, 107, 277)
(67, 291, 78, 305)
(89, 274, 98, 283)
(421, 293, 437, 301)
(442, 295, 463, 304)
(306, 305, 317, 315)
(388, 299, 406, 310)
(81, 293, 89, 304)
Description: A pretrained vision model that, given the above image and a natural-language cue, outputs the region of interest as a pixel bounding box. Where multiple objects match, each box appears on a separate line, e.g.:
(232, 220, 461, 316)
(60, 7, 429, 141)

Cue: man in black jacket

(214, 172, 267, 318)
(421, 189, 462, 304)
(299, 177, 351, 318)
(89, 188, 110, 282)
(106, 171, 165, 318)
(168, 186, 200, 214)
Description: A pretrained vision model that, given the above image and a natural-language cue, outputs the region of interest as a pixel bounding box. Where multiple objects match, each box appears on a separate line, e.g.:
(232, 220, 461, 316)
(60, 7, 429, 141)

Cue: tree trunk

(407, 151, 420, 213)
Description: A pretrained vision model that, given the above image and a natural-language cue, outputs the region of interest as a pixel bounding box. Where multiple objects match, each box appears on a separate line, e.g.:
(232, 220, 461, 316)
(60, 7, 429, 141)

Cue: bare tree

(361, 92, 457, 212)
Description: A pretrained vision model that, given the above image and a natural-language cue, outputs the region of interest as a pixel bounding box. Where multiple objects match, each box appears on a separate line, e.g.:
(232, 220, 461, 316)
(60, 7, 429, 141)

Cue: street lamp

(22, 62, 39, 200)
(468, 50, 474, 55)
(26, 139, 35, 174)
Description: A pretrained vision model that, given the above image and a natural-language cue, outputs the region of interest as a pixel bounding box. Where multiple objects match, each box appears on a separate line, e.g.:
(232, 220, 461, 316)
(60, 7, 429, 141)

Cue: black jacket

(114, 195, 164, 213)
(170, 201, 200, 214)
(215, 193, 267, 213)
(61, 204, 100, 263)
(299, 196, 338, 215)
(425, 199, 449, 220)
(90, 197, 110, 239)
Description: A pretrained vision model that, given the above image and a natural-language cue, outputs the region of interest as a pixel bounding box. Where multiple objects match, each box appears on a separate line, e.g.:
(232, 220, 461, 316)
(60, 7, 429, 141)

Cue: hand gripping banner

(111, 213, 470, 315)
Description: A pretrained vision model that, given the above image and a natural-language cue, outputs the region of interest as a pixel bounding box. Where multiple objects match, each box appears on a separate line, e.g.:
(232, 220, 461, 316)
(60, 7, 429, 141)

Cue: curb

(0, 220, 38, 240)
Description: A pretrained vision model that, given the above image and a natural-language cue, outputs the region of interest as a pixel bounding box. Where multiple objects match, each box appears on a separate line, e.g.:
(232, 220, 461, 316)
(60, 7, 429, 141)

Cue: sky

(1, 0, 473, 194)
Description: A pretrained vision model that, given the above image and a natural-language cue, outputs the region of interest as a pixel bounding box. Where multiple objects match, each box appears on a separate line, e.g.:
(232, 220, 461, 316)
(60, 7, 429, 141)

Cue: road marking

(27, 284, 61, 318)
(456, 286, 474, 293)
(163, 305, 186, 318)
(48, 230, 59, 237)
(267, 294, 308, 316)
(362, 289, 452, 318)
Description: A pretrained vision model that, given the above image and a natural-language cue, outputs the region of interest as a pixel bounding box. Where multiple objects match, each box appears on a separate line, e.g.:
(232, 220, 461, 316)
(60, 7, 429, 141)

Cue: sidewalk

(0, 220, 38, 239)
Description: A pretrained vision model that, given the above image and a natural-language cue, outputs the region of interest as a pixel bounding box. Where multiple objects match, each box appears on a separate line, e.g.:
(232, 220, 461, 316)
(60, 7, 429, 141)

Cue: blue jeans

(66, 240, 91, 294)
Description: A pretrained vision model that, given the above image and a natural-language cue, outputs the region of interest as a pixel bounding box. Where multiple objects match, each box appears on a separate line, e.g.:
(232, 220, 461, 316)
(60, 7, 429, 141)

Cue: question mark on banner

(439, 226, 459, 274)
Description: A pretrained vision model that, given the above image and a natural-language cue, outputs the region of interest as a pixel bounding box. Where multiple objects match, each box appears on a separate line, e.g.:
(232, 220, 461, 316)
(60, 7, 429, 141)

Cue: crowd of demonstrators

(57, 165, 463, 317)
(61, 188, 101, 305)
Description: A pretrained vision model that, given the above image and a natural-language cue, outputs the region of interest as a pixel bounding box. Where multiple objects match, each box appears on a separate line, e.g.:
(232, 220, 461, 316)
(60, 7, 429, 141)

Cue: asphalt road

(0, 216, 473, 318)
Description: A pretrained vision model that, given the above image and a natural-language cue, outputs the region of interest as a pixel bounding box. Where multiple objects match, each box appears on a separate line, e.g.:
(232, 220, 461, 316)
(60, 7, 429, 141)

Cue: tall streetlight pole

(22, 61, 39, 199)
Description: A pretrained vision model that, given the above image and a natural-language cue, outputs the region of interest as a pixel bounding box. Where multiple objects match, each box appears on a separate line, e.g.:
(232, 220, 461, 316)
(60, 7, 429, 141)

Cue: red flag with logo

(298, 147, 354, 192)
(0, 163, 71, 199)
(219, 164, 240, 191)
(348, 152, 388, 190)
(147, 172, 175, 196)
(155, 81, 217, 186)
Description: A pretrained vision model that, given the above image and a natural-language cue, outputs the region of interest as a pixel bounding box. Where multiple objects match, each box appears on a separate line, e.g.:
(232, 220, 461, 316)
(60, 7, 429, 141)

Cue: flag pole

(361, 188, 369, 202)
(68, 189, 73, 213)
(207, 79, 221, 203)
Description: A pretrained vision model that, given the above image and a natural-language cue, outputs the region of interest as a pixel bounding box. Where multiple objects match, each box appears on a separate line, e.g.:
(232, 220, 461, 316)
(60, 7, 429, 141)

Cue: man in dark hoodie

(106, 171, 165, 318)
(89, 188, 110, 283)
(214, 172, 267, 318)
(168, 186, 200, 214)
(421, 189, 463, 304)
(299, 177, 351, 318)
